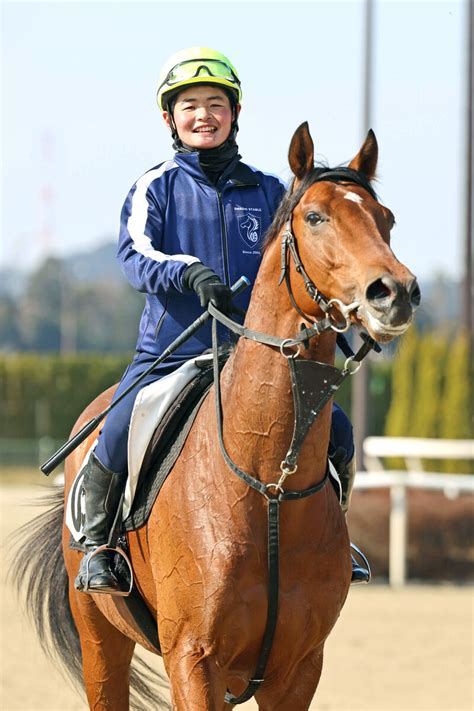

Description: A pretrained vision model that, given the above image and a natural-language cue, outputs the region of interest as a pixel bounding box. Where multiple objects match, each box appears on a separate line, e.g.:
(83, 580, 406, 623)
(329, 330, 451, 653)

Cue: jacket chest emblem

(237, 212, 262, 249)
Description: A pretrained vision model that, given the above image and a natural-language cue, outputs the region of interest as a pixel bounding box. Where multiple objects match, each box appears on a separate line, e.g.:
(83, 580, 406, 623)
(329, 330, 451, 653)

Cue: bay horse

(15, 123, 419, 710)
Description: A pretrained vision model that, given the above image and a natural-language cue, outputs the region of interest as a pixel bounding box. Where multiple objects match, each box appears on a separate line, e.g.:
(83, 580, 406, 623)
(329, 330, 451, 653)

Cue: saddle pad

(124, 355, 212, 518)
(123, 382, 212, 531)
(66, 440, 98, 543)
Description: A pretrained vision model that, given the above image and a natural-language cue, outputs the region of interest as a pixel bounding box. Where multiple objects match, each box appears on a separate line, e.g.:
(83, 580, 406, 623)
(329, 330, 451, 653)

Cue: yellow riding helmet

(157, 47, 242, 111)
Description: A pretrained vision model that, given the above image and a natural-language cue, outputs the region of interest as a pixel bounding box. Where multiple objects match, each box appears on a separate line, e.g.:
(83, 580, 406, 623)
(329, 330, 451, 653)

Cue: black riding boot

(335, 449, 371, 585)
(74, 452, 126, 594)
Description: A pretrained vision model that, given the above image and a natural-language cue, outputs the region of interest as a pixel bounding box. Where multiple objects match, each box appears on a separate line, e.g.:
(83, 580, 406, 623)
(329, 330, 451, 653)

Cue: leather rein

(208, 215, 380, 705)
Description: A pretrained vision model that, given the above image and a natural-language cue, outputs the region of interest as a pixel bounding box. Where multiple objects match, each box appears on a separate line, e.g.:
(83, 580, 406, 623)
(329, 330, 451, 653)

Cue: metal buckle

(343, 355, 362, 375)
(280, 339, 301, 359)
(265, 482, 285, 499)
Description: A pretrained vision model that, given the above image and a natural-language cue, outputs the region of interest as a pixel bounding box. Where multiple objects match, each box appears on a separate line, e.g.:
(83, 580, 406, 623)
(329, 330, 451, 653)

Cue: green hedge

(0, 354, 130, 440)
(1, 332, 470, 472)
(385, 330, 472, 472)
(1, 352, 392, 441)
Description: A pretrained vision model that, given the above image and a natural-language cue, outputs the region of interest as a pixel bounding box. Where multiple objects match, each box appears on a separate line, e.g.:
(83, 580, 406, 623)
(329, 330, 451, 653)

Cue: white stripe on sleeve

(127, 161, 200, 266)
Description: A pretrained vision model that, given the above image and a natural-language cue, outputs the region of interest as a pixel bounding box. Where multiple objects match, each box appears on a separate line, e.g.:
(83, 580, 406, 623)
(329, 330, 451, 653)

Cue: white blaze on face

(344, 191, 364, 204)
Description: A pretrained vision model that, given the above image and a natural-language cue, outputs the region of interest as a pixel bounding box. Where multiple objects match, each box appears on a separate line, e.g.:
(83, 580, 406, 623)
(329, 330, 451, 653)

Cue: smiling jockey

(74, 47, 370, 595)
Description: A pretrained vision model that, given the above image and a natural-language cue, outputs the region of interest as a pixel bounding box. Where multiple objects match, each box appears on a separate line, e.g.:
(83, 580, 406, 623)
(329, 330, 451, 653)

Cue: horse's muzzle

(359, 274, 421, 340)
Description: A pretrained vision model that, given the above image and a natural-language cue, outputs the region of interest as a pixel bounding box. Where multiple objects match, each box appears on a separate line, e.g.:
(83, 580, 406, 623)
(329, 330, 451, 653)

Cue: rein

(209, 219, 380, 704)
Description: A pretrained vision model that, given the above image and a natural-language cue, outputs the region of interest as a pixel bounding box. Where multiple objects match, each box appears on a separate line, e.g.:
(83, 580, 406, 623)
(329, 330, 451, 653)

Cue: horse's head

(281, 122, 420, 343)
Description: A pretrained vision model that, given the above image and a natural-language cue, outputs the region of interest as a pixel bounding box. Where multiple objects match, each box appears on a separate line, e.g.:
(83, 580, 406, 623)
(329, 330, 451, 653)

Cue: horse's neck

(220, 240, 336, 489)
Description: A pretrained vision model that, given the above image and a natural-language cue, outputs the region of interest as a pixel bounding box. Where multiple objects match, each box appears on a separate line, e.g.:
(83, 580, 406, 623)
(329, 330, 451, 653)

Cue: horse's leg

(166, 648, 226, 711)
(254, 644, 324, 711)
(69, 588, 136, 710)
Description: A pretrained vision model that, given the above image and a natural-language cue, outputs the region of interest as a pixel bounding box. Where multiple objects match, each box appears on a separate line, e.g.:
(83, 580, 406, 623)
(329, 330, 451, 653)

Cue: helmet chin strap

(167, 110, 180, 145)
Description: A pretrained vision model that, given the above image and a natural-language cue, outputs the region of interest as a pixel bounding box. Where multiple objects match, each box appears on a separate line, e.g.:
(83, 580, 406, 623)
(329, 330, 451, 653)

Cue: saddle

(66, 348, 231, 545)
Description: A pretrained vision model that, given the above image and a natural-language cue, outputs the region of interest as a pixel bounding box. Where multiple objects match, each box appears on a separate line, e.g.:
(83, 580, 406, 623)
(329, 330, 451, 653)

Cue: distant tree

(0, 295, 21, 350)
(74, 283, 144, 352)
(11, 251, 146, 353)
(384, 328, 419, 468)
(19, 258, 62, 351)
(385, 327, 419, 438)
(410, 333, 447, 438)
(439, 332, 472, 473)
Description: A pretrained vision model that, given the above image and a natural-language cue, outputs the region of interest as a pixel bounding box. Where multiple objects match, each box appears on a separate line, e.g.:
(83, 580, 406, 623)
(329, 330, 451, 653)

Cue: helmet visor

(159, 58, 241, 93)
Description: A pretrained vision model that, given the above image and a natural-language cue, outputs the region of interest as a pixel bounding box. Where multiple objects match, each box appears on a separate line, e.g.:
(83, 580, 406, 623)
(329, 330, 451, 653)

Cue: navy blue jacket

(117, 152, 286, 358)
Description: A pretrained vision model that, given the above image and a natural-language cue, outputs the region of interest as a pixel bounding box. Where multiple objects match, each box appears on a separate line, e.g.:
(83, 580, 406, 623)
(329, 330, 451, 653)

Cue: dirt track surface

(1, 484, 472, 711)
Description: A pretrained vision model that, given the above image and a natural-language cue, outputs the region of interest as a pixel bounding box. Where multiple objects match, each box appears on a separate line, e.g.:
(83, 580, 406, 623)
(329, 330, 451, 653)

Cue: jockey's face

(163, 85, 240, 149)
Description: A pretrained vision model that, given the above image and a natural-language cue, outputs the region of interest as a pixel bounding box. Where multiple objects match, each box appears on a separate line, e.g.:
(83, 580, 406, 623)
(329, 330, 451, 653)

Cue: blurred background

(1, 1, 473, 710)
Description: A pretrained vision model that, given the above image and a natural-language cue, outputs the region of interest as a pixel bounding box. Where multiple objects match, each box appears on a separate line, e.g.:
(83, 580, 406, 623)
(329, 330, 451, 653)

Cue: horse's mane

(263, 165, 378, 251)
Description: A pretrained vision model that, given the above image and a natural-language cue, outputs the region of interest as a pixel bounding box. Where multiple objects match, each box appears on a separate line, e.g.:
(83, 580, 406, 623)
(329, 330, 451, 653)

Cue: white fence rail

(363, 436, 474, 472)
(355, 437, 474, 587)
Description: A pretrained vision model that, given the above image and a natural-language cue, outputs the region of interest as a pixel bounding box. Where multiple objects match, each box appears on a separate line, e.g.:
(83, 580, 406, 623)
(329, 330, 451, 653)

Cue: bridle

(279, 218, 360, 334)
(277, 165, 379, 337)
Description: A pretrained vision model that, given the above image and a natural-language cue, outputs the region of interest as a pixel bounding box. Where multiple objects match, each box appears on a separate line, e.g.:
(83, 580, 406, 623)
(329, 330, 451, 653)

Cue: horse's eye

(306, 212, 323, 227)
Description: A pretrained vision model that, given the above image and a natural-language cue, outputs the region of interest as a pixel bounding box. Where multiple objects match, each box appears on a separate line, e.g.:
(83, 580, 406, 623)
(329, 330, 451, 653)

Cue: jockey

(74, 47, 369, 595)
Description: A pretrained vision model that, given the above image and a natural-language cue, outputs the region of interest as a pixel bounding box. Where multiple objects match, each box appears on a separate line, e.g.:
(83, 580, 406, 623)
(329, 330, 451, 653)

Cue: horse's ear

(288, 122, 314, 180)
(348, 129, 378, 180)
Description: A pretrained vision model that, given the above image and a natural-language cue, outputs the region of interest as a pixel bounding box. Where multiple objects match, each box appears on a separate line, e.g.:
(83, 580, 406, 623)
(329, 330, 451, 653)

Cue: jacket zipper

(216, 190, 231, 285)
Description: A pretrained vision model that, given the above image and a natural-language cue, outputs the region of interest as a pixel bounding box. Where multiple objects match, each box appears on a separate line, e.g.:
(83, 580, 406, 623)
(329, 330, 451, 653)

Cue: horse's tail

(11, 486, 170, 711)
(11, 487, 83, 690)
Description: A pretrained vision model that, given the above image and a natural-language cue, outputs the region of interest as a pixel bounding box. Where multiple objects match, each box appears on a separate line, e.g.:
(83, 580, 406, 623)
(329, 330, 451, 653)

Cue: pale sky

(1, 0, 468, 281)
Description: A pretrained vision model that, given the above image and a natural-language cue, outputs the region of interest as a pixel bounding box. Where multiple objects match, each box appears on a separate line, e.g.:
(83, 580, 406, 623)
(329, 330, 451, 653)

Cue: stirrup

(76, 545, 134, 597)
(350, 542, 371, 584)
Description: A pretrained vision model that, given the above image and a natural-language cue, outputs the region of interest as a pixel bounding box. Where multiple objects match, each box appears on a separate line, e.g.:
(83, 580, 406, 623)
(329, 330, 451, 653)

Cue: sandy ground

(1, 481, 472, 711)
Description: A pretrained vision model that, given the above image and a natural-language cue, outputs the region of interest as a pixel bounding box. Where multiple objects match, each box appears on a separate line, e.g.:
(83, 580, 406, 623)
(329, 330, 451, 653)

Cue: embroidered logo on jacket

(238, 212, 262, 249)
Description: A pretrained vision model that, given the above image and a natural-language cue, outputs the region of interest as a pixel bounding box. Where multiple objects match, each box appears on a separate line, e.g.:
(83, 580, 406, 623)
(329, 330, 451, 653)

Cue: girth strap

(224, 499, 280, 705)
(212, 318, 329, 705)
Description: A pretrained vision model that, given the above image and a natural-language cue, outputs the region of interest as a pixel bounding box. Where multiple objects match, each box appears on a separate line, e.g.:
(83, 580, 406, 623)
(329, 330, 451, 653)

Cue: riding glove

(184, 263, 234, 314)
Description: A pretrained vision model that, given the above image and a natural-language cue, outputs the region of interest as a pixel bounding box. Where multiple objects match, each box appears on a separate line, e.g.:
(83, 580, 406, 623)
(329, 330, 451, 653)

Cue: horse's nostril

(409, 281, 421, 307)
(366, 278, 392, 303)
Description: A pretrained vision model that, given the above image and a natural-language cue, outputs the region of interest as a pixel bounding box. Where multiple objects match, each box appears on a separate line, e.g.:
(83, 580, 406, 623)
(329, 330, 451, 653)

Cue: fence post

(389, 483, 407, 587)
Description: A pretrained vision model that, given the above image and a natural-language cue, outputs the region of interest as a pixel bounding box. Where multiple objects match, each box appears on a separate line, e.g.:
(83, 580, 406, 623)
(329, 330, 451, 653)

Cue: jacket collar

(174, 152, 260, 188)
(228, 161, 260, 187)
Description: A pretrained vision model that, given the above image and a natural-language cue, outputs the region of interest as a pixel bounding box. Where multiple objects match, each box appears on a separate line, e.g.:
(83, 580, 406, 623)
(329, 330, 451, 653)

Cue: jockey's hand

(184, 263, 234, 314)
